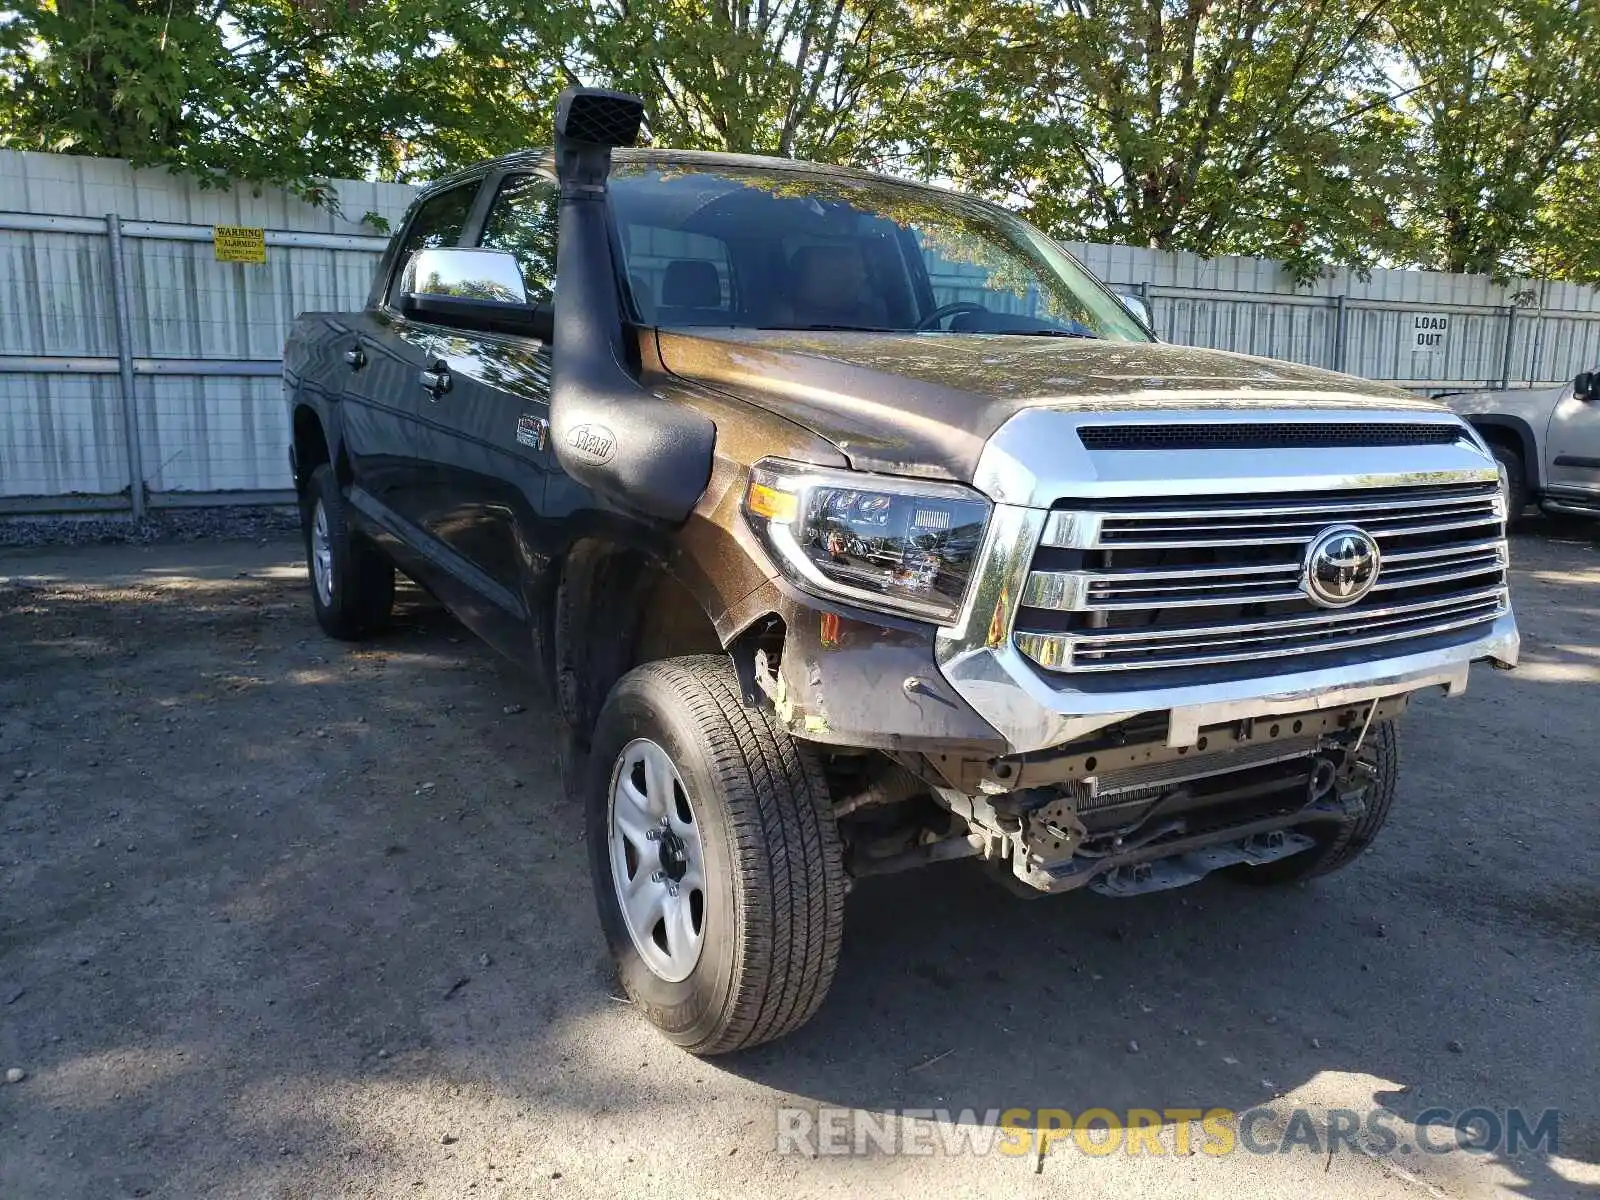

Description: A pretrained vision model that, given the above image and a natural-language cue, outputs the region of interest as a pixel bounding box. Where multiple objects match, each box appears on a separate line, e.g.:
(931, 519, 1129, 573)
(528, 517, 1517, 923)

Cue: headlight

(742, 458, 991, 622)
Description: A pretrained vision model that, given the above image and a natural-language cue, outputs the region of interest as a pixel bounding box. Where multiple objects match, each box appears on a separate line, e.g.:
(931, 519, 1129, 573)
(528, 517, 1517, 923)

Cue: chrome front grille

(1014, 481, 1510, 677)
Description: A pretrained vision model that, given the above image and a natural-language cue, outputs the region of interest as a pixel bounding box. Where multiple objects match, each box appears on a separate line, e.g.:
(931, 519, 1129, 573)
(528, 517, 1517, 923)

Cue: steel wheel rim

(311, 501, 335, 607)
(608, 738, 707, 983)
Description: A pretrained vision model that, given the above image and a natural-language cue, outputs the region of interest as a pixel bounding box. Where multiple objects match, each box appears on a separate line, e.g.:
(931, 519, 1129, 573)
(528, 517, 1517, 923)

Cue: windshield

(608, 163, 1151, 341)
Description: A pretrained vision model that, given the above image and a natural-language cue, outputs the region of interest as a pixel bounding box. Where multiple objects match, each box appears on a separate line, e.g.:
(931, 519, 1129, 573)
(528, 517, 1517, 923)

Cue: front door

(1547, 374, 1600, 500)
(388, 321, 557, 652)
(363, 170, 565, 657)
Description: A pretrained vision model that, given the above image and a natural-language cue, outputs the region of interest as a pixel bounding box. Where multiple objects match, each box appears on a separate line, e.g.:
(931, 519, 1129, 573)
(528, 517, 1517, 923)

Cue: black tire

(586, 654, 847, 1054)
(302, 464, 394, 641)
(1488, 440, 1528, 530)
(1227, 721, 1399, 885)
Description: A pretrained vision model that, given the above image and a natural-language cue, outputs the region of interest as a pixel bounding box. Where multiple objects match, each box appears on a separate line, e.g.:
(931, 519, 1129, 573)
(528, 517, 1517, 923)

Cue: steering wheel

(915, 302, 989, 331)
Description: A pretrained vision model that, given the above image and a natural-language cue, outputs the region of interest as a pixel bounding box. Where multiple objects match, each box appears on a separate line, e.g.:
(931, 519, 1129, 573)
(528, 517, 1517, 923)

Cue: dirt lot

(1, 528, 1596, 1199)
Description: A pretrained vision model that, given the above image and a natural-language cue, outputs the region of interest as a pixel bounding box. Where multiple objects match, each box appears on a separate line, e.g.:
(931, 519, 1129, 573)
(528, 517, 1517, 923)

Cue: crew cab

(1445, 370, 1600, 524)
(282, 89, 1519, 1054)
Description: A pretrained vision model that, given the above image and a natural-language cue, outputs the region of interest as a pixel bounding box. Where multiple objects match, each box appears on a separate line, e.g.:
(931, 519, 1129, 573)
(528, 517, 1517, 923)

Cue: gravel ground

(0, 528, 1596, 1199)
(0, 507, 300, 550)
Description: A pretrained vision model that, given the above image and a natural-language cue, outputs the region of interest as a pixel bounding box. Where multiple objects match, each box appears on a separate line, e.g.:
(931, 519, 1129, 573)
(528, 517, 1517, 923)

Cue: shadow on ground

(0, 530, 1595, 1199)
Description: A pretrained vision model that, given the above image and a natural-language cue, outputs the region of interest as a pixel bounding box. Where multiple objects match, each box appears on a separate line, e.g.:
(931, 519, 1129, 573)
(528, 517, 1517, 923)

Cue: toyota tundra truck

(281, 89, 1520, 1054)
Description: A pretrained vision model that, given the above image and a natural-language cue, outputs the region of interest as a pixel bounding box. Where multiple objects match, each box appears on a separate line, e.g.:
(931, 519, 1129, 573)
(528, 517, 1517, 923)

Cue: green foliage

(1, 0, 1596, 283)
(1387, 0, 1600, 280)
(878, 0, 1421, 283)
(0, 0, 568, 212)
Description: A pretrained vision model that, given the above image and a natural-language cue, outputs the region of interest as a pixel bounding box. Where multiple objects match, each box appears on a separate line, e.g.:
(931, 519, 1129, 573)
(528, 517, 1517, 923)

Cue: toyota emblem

(1301, 525, 1381, 609)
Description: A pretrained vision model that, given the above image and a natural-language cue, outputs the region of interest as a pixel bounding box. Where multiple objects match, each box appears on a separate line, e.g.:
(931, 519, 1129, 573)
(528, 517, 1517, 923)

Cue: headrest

(662, 259, 722, 309)
(791, 244, 865, 305)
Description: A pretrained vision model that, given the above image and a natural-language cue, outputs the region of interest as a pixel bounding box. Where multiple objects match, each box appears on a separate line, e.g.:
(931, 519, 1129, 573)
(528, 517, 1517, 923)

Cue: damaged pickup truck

(282, 89, 1519, 1053)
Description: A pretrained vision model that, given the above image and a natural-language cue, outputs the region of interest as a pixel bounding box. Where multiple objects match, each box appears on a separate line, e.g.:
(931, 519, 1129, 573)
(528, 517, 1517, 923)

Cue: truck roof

(419, 146, 961, 205)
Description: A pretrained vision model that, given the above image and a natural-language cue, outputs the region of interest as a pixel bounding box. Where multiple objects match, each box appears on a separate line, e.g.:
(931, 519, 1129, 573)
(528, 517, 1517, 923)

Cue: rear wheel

(1227, 721, 1398, 885)
(586, 655, 847, 1054)
(302, 464, 394, 640)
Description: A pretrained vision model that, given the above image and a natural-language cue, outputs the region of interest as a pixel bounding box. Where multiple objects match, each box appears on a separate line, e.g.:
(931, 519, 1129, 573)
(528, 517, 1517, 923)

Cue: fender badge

(565, 423, 616, 465)
(516, 414, 549, 450)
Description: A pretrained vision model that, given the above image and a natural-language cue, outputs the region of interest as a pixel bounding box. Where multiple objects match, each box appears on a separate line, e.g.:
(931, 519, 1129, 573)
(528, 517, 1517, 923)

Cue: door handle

(343, 345, 366, 370)
(418, 363, 452, 398)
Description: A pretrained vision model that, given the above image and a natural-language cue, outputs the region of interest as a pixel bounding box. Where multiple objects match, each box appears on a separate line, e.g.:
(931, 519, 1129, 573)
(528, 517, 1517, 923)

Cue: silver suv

(1446, 370, 1600, 524)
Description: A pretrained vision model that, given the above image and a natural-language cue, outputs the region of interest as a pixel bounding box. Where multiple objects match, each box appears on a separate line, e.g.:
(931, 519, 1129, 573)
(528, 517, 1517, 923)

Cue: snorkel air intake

(550, 87, 715, 522)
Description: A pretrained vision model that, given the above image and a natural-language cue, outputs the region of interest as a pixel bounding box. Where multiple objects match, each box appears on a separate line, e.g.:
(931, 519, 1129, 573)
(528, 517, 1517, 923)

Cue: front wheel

(586, 655, 847, 1054)
(1227, 721, 1399, 885)
(1488, 441, 1528, 531)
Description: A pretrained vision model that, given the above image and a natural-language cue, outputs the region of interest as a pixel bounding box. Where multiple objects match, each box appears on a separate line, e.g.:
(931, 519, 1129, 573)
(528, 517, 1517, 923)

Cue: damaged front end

(812, 692, 1406, 896)
(944, 696, 1401, 895)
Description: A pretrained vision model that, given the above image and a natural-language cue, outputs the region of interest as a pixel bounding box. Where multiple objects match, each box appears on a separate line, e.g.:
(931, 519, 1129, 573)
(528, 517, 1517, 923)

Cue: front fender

(1464, 412, 1543, 491)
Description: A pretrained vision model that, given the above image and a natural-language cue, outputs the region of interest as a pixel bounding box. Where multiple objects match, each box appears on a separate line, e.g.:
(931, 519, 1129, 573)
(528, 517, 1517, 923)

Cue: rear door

(1547, 374, 1600, 499)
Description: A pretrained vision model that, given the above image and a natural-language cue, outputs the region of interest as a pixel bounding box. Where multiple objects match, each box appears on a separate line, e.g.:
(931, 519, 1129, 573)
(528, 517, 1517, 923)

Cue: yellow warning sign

(213, 225, 267, 264)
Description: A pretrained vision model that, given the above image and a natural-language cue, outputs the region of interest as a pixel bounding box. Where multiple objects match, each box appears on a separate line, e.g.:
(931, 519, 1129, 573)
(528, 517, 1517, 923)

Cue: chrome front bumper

(934, 405, 1522, 755)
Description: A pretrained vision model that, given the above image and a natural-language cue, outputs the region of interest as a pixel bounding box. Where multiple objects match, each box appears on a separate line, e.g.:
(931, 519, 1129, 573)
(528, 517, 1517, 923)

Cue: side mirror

(1576, 371, 1597, 401)
(1117, 293, 1152, 328)
(400, 247, 553, 340)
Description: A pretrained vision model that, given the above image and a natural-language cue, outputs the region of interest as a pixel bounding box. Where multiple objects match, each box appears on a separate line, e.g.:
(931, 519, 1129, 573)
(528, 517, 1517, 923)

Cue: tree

(524, 0, 910, 162)
(0, 1, 571, 208)
(1388, 0, 1600, 280)
(885, 0, 1417, 281)
(4, 0, 1598, 285)
(0, 0, 908, 203)
(1, 2, 246, 169)
(1529, 138, 1600, 283)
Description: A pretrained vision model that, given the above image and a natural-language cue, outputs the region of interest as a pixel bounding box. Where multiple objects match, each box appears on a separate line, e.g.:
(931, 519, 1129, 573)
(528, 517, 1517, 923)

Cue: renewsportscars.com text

(775, 1105, 1560, 1159)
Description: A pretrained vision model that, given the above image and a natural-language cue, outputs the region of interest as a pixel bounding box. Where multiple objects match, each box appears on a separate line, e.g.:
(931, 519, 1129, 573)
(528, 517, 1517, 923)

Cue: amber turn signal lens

(746, 480, 799, 523)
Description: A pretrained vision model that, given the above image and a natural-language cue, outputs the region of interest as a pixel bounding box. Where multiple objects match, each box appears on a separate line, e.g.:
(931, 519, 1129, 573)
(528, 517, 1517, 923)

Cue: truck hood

(655, 328, 1442, 481)
(1444, 383, 1565, 424)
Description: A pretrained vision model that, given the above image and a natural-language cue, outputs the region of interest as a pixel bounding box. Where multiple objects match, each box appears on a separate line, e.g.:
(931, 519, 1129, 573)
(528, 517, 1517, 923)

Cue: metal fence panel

(1, 371, 129, 497)
(0, 148, 410, 513)
(1522, 313, 1600, 385)
(138, 375, 289, 494)
(0, 229, 118, 357)
(1071, 238, 1600, 392)
(122, 239, 387, 361)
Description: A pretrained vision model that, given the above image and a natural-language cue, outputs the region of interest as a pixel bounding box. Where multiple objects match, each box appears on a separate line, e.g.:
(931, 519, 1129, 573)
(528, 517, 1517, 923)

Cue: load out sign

(1411, 312, 1449, 352)
(213, 225, 267, 264)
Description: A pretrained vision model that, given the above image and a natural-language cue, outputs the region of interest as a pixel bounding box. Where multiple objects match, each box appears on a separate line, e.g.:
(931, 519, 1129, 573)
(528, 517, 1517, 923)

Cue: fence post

(105, 212, 146, 521)
(1499, 304, 1519, 390)
(1333, 294, 1348, 372)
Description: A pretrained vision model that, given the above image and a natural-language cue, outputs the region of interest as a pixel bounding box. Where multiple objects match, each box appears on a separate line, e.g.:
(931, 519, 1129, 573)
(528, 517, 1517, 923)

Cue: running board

(1088, 830, 1317, 896)
(1542, 498, 1600, 518)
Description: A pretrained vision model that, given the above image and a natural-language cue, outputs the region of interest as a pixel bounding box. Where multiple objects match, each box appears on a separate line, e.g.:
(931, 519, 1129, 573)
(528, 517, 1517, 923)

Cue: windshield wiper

(993, 328, 1100, 339)
(755, 323, 901, 333)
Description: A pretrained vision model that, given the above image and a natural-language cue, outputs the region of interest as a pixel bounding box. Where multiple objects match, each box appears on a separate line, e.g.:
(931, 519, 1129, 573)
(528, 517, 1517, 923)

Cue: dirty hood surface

(655, 328, 1442, 481)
